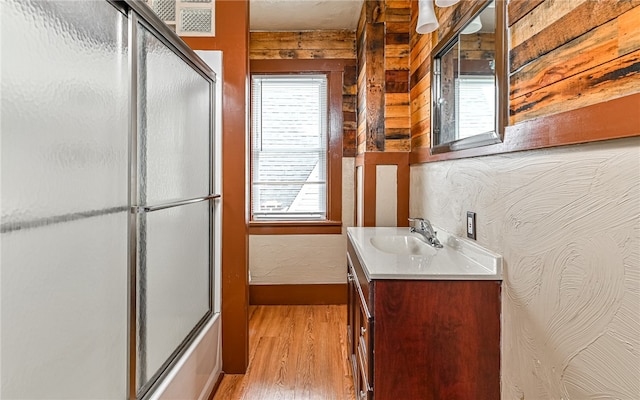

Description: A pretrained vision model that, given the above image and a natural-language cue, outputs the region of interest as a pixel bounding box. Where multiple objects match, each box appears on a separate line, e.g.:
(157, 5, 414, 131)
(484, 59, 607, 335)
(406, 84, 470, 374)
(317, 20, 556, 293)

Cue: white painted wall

(410, 137, 640, 399)
(375, 165, 398, 227)
(249, 158, 355, 284)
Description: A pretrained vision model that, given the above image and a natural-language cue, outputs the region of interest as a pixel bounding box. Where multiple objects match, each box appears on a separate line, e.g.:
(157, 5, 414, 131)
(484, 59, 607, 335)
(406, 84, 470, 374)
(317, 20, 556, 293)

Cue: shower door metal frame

(109, 1, 219, 399)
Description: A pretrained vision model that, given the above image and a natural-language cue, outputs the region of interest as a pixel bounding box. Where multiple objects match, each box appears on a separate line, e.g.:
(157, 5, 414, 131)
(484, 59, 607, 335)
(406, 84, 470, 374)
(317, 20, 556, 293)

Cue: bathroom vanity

(346, 227, 502, 400)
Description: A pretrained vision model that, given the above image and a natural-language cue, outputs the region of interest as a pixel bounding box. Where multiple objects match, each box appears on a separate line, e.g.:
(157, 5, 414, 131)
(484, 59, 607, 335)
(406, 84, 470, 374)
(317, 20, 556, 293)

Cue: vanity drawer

(357, 297, 371, 361)
(357, 289, 373, 392)
(357, 344, 373, 400)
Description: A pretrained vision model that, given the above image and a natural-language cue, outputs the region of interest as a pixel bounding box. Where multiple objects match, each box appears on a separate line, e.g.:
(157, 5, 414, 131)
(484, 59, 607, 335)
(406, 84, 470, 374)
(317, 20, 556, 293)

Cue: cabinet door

(347, 265, 356, 357)
(357, 289, 373, 396)
(347, 261, 359, 396)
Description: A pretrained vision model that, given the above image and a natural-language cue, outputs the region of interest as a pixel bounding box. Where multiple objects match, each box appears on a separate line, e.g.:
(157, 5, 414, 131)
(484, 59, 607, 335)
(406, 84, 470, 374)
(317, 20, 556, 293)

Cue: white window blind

(251, 75, 328, 221)
(456, 76, 496, 139)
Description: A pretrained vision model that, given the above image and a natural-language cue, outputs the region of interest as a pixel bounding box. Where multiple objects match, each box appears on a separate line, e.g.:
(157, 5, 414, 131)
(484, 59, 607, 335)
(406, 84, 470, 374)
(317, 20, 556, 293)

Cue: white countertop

(347, 227, 502, 280)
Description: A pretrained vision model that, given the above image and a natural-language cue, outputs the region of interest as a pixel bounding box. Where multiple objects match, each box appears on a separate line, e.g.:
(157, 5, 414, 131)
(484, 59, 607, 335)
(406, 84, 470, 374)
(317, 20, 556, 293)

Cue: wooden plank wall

(357, 0, 412, 154)
(357, 5, 368, 154)
(385, 0, 412, 152)
(409, 0, 640, 150)
(508, 0, 640, 124)
(250, 31, 357, 156)
(409, 0, 433, 149)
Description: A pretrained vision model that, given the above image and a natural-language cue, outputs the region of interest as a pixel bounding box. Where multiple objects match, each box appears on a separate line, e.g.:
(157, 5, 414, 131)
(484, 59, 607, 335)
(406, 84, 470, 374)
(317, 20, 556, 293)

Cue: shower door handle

(133, 194, 220, 214)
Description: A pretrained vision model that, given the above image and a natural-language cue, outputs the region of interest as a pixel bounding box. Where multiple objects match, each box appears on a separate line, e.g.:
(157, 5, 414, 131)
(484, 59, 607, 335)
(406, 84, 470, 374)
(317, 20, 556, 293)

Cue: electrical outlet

(467, 211, 476, 240)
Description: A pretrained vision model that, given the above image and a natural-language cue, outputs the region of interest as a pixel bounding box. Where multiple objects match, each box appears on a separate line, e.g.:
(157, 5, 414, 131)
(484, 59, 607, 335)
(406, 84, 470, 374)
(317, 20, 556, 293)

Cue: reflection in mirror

(432, 0, 504, 153)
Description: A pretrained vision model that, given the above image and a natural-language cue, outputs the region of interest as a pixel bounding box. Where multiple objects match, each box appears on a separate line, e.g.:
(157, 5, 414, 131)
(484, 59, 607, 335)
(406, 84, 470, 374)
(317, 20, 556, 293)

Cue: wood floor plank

(212, 305, 355, 400)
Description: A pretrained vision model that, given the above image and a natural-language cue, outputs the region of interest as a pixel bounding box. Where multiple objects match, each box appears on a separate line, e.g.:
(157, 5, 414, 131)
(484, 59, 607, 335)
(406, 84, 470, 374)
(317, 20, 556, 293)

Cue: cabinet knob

(360, 326, 366, 336)
(360, 390, 367, 399)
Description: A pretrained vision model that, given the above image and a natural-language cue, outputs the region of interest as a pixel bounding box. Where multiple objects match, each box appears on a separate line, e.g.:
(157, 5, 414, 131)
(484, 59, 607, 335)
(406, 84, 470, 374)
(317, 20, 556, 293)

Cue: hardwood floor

(212, 305, 355, 400)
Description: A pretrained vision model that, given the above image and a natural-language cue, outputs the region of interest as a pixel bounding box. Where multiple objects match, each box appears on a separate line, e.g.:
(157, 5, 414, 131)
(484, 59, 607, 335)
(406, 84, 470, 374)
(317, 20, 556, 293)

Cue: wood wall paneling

(343, 64, 358, 157)
(510, 49, 640, 124)
(409, 93, 640, 164)
(509, 0, 640, 72)
(510, 0, 587, 49)
(182, 0, 250, 374)
(409, 0, 430, 151)
(366, 0, 386, 23)
(357, 5, 367, 154)
(356, 0, 412, 154)
(435, 0, 477, 41)
(507, 0, 545, 26)
(250, 31, 356, 60)
(365, 22, 387, 152)
(509, 4, 640, 124)
(408, 0, 640, 161)
(384, 0, 411, 149)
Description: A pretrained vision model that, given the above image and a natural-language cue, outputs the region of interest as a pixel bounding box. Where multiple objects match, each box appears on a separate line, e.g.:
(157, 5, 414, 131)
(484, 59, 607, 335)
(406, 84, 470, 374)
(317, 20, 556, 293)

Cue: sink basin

(348, 227, 503, 280)
(370, 235, 438, 256)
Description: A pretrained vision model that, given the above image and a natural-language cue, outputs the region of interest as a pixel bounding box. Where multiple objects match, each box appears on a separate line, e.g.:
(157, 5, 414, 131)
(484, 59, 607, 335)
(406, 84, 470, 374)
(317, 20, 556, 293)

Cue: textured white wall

(249, 158, 355, 284)
(410, 137, 640, 399)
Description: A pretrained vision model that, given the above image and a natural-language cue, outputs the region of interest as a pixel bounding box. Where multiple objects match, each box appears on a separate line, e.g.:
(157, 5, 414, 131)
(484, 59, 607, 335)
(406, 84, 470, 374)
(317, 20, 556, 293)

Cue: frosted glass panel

(1, 215, 128, 399)
(1, 0, 129, 224)
(138, 201, 211, 388)
(0, 1, 128, 398)
(138, 24, 211, 205)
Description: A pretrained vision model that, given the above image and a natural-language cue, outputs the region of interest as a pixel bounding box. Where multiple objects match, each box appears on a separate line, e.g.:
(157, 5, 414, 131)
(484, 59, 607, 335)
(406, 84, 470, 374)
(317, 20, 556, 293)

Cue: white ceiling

(250, 0, 364, 31)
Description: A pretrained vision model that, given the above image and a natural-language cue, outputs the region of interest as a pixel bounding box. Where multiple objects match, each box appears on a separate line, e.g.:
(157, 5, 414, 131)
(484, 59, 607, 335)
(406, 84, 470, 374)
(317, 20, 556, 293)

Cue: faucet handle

(408, 217, 424, 224)
(408, 217, 424, 229)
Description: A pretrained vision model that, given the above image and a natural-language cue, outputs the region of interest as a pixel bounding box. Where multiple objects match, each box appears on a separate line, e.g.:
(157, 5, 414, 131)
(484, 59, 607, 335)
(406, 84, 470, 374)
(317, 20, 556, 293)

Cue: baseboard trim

(207, 372, 225, 400)
(250, 283, 347, 305)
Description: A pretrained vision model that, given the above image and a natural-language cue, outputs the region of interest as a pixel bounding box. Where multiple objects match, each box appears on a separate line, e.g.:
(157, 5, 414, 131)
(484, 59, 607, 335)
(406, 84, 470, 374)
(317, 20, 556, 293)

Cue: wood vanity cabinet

(347, 240, 501, 400)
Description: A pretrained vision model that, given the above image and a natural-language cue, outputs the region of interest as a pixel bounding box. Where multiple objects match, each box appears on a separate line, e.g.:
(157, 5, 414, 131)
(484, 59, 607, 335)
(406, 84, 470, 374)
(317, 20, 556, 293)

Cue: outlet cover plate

(467, 211, 476, 240)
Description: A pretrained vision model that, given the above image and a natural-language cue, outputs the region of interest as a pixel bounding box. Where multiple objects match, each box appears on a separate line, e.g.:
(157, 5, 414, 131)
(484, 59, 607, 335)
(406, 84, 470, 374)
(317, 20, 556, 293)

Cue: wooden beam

(365, 22, 386, 151)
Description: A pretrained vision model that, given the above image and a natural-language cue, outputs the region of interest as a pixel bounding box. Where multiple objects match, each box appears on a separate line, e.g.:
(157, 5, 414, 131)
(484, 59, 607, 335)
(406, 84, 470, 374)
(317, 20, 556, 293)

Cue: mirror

(431, 0, 506, 153)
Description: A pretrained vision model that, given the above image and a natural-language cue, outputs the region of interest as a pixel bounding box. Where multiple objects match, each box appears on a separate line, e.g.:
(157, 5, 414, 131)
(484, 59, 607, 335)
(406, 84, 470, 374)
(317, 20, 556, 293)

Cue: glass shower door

(133, 20, 216, 397)
(1, 1, 129, 398)
(1, 2, 217, 398)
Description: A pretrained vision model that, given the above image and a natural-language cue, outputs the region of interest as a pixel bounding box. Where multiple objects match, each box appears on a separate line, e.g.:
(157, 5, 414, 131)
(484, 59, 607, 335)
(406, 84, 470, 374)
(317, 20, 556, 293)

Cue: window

(457, 76, 496, 139)
(251, 75, 328, 221)
(249, 59, 346, 234)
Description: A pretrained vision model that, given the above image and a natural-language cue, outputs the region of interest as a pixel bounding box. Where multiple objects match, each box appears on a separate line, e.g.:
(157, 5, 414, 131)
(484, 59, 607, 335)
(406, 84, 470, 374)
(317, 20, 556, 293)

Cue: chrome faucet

(408, 217, 443, 248)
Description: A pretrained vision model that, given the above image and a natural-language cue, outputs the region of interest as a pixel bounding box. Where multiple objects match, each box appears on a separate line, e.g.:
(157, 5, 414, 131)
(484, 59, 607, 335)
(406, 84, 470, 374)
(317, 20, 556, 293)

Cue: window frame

(249, 59, 345, 235)
(251, 74, 329, 222)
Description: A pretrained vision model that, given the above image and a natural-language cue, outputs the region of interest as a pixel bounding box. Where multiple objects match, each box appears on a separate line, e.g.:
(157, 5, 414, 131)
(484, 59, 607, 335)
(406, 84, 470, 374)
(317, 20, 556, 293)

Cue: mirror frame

(430, 0, 508, 154)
